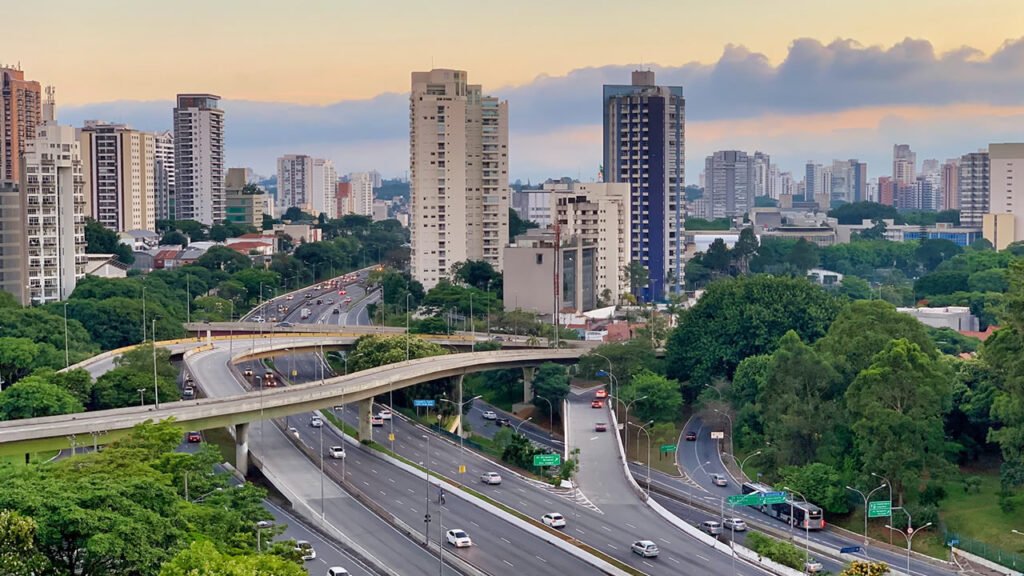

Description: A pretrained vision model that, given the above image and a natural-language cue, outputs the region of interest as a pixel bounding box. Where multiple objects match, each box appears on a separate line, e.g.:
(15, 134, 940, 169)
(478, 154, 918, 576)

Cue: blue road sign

(840, 545, 862, 554)
(413, 399, 436, 407)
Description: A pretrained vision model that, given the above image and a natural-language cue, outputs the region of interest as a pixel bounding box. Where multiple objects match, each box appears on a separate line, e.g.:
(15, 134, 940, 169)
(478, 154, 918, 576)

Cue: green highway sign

(660, 444, 677, 453)
(868, 500, 892, 518)
(533, 453, 561, 467)
(727, 491, 788, 507)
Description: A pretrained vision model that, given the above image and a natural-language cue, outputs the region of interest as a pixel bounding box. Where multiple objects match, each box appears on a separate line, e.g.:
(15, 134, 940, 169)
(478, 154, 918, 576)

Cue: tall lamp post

(713, 408, 733, 457)
(872, 472, 894, 544)
(611, 394, 648, 452)
(137, 388, 145, 407)
(593, 351, 617, 407)
(724, 449, 762, 483)
(630, 420, 655, 497)
(846, 482, 888, 547)
(886, 516, 932, 576)
(421, 434, 432, 551)
(152, 319, 159, 409)
(534, 395, 554, 436)
(63, 302, 70, 368)
(783, 486, 812, 571)
(440, 394, 482, 476)
(513, 417, 533, 434)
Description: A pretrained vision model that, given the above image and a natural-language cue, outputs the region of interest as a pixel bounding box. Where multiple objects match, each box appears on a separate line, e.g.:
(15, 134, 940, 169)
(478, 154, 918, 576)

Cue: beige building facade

(550, 182, 631, 303)
(79, 121, 155, 232)
(983, 143, 1024, 249)
(224, 167, 265, 228)
(409, 69, 509, 289)
(1, 66, 42, 184)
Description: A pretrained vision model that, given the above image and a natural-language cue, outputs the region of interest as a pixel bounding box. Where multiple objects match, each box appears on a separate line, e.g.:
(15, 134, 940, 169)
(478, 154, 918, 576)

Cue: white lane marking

(696, 554, 710, 562)
(606, 544, 617, 550)
(470, 520, 480, 527)
(501, 537, 511, 544)
(643, 560, 655, 568)
(502, 560, 514, 567)
(626, 522, 637, 529)
(659, 538, 670, 544)
(601, 525, 611, 532)
(669, 557, 680, 564)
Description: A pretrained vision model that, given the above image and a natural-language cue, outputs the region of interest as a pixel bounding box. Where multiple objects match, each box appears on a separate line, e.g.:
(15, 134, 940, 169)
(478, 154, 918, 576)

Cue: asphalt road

(464, 399, 564, 450)
(678, 413, 958, 576)
(265, 499, 376, 576)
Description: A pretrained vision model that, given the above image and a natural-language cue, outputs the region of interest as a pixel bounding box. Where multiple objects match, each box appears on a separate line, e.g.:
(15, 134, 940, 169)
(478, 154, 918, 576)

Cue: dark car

(186, 431, 202, 443)
(685, 431, 698, 441)
(495, 417, 511, 427)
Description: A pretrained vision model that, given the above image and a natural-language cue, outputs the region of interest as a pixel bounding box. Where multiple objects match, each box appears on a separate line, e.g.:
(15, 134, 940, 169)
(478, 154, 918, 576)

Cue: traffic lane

(567, 394, 765, 576)
(265, 499, 376, 576)
(299, 423, 594, 576)
(467, 401, 562, 450)
(679, 414, 732, 492)
(335, 403, 753, 576)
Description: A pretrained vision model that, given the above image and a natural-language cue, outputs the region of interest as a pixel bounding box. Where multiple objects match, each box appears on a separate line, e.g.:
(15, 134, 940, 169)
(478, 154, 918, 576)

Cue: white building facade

(79, 121, 155, 232)
(173, 94, 224, 225)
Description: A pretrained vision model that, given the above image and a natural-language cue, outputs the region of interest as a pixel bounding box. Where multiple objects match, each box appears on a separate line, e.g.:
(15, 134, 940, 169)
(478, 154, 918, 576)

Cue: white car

(631, 540, 659, 558)
(481, 410, 497, 420)
(378, 409, 392, 421)
(370, 416, 384, 427)
(541, 513, 566, 528)
(805, 560, 823, 573)
(480, 472, 502, 485)
(286, 294, 294, 300)
(326, 568, 349, 576)
(446, 529, 472, 548)
(328, 446, 346, 459)
(310, 416, 323, 428)
(252, 316, 265, 323)
(295, 540, 316, 560)
(710, 473, 728, 487)
(723, 517, 747, 532)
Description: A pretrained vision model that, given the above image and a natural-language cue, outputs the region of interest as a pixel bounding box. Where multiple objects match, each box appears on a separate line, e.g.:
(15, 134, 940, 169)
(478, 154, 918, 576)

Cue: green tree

(839, 561, 891, 576)
(787, 238, 820, 274)
(85, 217, 135, 264)
(0, 337, 40, 385)
(836, 275, 873, 300)
(815, 299, 937, 383)
(452, 260, 502, 294)
(625, 369, 683, 423)
(0, 510, 47, 576)
(968, 268, 1010, 293)
(731, 227, 760, 275)
(914, 271, 970, 298)
(665, 275, 841, 397)
(160, 230, 189, 247)
(508, 207, 538, 242)
(915, 239, 963, 272)
(846, 338, 954, 506)
(702, 238, 732, 276)
(159, 541, 305, 576)
(577, 341, 661, 388)
(531, 362, 569, 416)
(623, 261, 650, 299)
(0, 376, 84, 420)
(91, 344, 180, 409)
(758, 331, 842, 467)
(778, 463, 849, 514)
(683, 217, 731, 230)
(196, 245, 252, 274)
(828, 202, 901, 225)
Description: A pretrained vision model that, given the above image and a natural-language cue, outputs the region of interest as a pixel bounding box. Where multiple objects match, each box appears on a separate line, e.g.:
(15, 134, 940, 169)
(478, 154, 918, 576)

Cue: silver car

(710, 473, 728, 487)
(700, 520, 724, 535)
(480, 472, 502, 485)
(723, 517, 747, 532)
(631, 540, 659, 557)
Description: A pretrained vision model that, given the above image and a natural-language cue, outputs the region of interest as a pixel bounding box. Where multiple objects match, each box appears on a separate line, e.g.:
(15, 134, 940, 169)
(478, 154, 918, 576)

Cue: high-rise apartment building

(828, 159, 867, 205)
(173, 94, 224, 225)
(752, 152, 770, 198)
(153, 130, 175, 221)
(335, 181, 353, 217)
(550, 182, 631, 304)
(603, 70, 685, 300)
(1, 66, 42, 184)
(940, 159, 959, 211)
(983, 143, 1024, 248)
(22, 89, 86, 304)
(705, 150, 755, 219)
(79, 121, 155, 232)
(959, 151, 990, 227)
(348, 171, 375, 217)
(878, 176, 896, 206)
(893, 144, 917, 186)
(278, 154, 312, 211)
(410, 69, 509, 289)
(311, 158, 336, 218)
(224, 167, 265, 228)
(0, 180, 27, 304)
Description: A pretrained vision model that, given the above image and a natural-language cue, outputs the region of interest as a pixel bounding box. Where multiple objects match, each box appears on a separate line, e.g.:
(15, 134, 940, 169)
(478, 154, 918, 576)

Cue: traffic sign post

(533, 453, 561, 467)
(413, 399, 436, 407)
(868, 500, 892, 518)
(727, 491, 788, 507)
(659, 444, 677, 453)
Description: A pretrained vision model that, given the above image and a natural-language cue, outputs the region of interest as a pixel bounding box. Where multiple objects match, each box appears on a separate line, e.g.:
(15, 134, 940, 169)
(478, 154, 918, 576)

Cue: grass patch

(940, 470, 1024, 560)
(321, 410, 360, 439)
(623, 421, 683, 476)
(0, 451, 59, 467)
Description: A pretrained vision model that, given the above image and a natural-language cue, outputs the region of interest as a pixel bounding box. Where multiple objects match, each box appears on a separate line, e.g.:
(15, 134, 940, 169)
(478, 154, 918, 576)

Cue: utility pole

(152, 319, 159, 408)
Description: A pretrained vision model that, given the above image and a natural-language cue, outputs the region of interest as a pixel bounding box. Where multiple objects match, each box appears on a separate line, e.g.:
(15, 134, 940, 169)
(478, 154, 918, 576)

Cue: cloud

(57, 37, 1024, 180)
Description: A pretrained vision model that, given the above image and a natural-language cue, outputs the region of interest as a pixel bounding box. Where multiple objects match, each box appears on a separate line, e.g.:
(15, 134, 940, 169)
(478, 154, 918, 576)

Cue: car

(495, 417, 510, 427)
(252, 316, 265, 323)
(378, 409, 392, 420)
(541, 513, 566, 528)
(370, 416, 384, 427)
(344, 297, 353, 303)
(310, 416, 323, 428)
(338, 290, 347, 295)
(186, 431, 202, 443)
(710, 473, 728, 487)
(329, 446, 346, 459)
(276, 321, 294, 328)
(326, 568, 350, 576)
(445, 529, 472, 548)
(316, 299, 323, 305)
(591, 399, 604, 409)
(491, 335, 505, 341)
(595, 422, 608, 432)
(595, 389, 608, 399)
(327, 299, 334, 305)
(332, 308, 340, 314)
(805, 560, 824, 573)
(243, 368, 253, 377)
(685, 431, 698, 441)
(269, 316, 279, 323)
(480, 472, 502, 485)
(481, 410, 497, 420)
(256, 520, 274, 529)
(700, 520, 724, 536)
(286, 294, 294, 300)
(723, 518, 747, 532)
(182, 386, 195, 399)
(631, 540, 659, 558)
(294, 540, 316, 560)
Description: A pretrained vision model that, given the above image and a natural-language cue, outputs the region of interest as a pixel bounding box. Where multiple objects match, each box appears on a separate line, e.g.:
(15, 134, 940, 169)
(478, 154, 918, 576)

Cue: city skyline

(4, 1, 1023, 184)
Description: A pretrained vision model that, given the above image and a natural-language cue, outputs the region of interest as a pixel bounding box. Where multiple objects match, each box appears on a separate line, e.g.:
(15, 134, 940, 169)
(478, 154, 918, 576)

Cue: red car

(338, 289, 347, 295)
(595, 422, 608, 432)
(591, 399, 604, 409)
(595, 389, 608, 399)
(186, 431, 202, 443)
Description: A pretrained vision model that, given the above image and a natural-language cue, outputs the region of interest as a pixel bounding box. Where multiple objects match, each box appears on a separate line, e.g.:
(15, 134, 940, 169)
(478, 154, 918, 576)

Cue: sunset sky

(5, 0, 1024, 181)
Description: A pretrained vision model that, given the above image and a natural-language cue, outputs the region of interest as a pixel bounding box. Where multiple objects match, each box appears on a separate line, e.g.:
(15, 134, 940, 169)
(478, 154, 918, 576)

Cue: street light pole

(612, 394, 648, 453)
(486, 279, 491, 338)
(440, 394, 482, 477)
(784, 486, 811, 570)
(713, 408, 733, 457)
(406, 293, 412, 361)
(422, 434, 431, 549)
(535, 395, 554, 436)
(137, 388, 145, 407)
(631, 420, 654, 497)
(593, 352, 616, 409)
(886, 517, 932, 575)
(513, 417, 533, 434)
(872, 472, 894, 544)
(846, 483, 888, 547)
(63, 302, 70, 368)
(152, 319, 159, 409)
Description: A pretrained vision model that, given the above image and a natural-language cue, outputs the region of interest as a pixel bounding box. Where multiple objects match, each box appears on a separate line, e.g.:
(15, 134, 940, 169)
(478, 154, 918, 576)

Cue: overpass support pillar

(522, 366, 535, 404)
(235, 422, 250, 477)
(454, 374, 465, 438)
(205, 329, 212, 345)
(358, 398, 373, 442)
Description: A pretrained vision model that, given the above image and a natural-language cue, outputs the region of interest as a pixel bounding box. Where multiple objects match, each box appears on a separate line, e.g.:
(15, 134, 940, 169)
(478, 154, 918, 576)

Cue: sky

(5, 0, 1024, 183)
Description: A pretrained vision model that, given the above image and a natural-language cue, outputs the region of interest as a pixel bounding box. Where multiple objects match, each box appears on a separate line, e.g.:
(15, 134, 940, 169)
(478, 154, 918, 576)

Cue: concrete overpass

(0, 344, 584, 473)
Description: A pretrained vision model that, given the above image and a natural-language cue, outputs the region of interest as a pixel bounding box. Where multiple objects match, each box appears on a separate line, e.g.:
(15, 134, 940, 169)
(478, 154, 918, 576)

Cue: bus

(741, 482, 825, 531)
